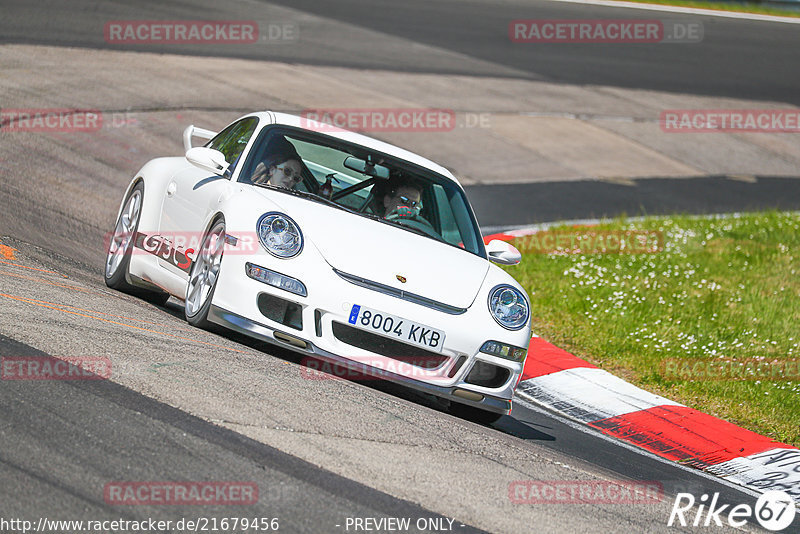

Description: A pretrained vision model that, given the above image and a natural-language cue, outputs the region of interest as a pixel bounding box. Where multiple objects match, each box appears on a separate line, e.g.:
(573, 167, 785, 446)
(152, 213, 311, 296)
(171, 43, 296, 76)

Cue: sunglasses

(395, 194, 421, 208)
(276, 164, 303, 182)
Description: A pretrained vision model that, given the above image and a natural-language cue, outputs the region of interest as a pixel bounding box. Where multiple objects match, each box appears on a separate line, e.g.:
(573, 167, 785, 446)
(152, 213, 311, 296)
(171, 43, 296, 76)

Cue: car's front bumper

(208, 214, 531, 416)
(208, 305, 514, 414)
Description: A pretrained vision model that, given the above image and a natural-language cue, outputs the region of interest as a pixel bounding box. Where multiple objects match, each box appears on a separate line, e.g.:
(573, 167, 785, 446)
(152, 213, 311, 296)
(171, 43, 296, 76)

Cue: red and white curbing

(484, 231, 799, 502)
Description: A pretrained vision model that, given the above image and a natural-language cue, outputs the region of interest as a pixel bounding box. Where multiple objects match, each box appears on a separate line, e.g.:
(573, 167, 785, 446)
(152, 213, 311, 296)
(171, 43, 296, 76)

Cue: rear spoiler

(182, 125, 217, 152)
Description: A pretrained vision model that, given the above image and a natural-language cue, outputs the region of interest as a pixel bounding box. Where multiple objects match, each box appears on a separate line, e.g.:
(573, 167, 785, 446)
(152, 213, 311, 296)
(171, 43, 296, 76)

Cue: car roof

(241, 111, 463, 187)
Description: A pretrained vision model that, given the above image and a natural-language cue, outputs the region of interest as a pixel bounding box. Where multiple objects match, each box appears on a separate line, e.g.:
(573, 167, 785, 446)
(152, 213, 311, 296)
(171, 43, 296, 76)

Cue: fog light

(480, 341, 527, 363)
(246, 262, 307, 297)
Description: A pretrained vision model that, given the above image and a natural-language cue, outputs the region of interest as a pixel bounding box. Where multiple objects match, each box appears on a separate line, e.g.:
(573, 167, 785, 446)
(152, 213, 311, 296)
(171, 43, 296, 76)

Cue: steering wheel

(385, 210, 440, 239)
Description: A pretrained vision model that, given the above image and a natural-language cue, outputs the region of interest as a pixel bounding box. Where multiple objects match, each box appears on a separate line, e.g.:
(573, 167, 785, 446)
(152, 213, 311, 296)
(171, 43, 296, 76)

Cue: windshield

(239, 126, 486, 258)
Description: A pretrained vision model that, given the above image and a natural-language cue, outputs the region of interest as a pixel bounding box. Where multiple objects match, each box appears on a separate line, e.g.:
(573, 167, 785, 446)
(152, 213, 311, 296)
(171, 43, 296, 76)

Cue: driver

(383, 177, 423, 218)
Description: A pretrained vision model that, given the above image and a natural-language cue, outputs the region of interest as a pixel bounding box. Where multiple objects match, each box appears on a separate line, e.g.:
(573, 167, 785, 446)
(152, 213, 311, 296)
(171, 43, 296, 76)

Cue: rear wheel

(185, 218, 226, 329)
(105, 182, 169, 305)
(448, 401, 504, 425)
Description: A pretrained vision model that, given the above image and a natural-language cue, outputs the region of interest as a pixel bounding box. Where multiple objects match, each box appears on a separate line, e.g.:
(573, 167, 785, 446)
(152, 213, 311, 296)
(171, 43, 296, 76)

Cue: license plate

(348, 304, 446, 352)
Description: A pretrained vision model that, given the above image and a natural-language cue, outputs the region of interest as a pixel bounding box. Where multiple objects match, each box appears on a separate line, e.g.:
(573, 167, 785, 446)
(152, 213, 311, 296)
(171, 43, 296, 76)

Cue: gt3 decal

(134, 232, 195, 273)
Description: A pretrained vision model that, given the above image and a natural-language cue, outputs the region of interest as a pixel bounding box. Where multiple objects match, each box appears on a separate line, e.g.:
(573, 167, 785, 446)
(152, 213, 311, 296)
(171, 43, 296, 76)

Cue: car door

(159, 117, 259, 276)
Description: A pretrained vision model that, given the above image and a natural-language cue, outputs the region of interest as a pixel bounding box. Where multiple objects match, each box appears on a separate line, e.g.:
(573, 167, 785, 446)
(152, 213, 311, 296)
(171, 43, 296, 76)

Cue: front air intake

(465, 361, 510, 388)
(331, 322, 448, 369)
(257, 293, 302, 331)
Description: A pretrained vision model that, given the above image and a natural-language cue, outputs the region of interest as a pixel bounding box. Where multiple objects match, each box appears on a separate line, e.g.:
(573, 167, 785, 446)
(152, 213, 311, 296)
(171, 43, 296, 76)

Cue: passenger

(251, 153, 303, 189)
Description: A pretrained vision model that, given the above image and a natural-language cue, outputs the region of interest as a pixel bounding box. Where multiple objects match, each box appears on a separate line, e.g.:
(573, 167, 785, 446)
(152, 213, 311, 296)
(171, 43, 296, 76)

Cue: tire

(448, 401, 504, 425)
(185, 217, 226, 329)
(105, 183, 143, 290)
(104, 182, 170, 306)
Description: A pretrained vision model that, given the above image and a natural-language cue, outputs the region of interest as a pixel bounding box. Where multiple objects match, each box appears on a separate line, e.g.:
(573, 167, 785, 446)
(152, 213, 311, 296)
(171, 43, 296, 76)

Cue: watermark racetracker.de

(104, 481, 258, 505)
(509, 19, 703, 43)
(0, 109, 102, 133)
(299, 108, 492, 133)
(103, 20, 298, 44)
(509, 480, 663, 504)
(661, 358, 800, 381)
(514, 229, 664, 255)
(0, 109, 148, 133)
(661, 109, 800, 133)
(0, 517, 279, 533)
(102, 230, 262, 273)
(299, 355, 498, 382)
(1, 356, 112, 380)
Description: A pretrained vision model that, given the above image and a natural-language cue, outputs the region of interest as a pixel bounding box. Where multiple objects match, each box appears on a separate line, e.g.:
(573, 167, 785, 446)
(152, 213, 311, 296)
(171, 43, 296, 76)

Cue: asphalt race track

(0, 241, 760, 533)
(3, 0, 800, 104)
(1, 0, 797, 533)
(467, 175, 800, 229)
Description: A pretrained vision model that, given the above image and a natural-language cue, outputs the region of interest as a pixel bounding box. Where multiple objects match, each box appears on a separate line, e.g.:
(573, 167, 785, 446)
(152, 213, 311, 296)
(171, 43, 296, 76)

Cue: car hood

(259, 190, 489, 310)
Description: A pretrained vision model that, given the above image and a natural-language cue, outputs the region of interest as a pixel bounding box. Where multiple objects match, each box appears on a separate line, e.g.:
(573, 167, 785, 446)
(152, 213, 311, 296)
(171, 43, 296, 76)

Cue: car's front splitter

(208, 305, 512, 415)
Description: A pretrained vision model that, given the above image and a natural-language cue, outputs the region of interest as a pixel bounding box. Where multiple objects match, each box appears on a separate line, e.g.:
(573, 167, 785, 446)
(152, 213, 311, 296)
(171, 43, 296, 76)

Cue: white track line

(541, 0, 800, 24)
(517, 367, 682, 422)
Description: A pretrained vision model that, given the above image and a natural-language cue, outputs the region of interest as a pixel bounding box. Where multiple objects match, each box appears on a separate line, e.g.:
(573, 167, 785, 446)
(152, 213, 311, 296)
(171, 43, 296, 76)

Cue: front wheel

(185, 218, 226, 329)
(105, 183, 143, 290)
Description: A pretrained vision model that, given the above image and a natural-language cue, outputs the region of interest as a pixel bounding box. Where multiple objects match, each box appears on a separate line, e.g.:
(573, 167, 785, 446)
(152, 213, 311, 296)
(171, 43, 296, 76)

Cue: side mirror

(486, 239, 521, 265)
(186, 146, 230, 176)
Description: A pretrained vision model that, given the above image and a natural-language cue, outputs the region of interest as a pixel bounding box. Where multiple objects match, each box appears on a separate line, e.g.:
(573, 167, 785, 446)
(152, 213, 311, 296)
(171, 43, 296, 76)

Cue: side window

(433, 184, 459, 243)
(206, 118, 258, 166)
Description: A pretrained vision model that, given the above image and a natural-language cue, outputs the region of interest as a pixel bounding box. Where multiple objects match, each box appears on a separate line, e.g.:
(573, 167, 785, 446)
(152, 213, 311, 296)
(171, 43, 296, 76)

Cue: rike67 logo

(668, 490, 796, 531)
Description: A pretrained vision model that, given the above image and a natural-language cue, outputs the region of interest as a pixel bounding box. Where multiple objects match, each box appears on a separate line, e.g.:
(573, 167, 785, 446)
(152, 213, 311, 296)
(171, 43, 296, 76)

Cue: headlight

(257, 212, 303, 258)
(487, 285, 529, 330)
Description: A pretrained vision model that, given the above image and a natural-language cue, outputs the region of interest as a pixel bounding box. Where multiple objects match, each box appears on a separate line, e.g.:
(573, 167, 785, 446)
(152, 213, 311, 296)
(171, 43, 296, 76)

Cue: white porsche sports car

(105, 111, 531, 423)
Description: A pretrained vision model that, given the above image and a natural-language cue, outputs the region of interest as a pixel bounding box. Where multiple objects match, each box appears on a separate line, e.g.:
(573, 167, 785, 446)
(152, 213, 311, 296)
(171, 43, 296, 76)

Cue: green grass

(502, 211, 800, 447)
(619, 0, 800, 17)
